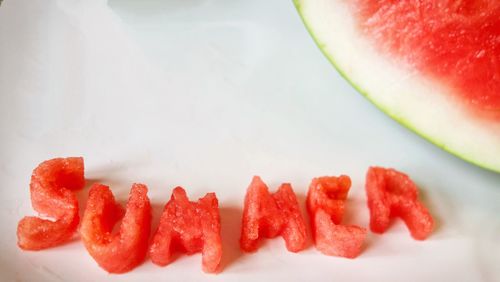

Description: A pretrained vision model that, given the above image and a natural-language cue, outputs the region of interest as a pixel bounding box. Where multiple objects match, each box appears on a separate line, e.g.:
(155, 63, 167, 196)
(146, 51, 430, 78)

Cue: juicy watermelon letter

(294, 0, 500, 172)
(307, 176, 366, 258)
(17, 157, 85, 250)
(80, 183, 151, 274)
(365, 167, 434, 240)
(240, 176, 307, 253)
(149, 187, 222, 273)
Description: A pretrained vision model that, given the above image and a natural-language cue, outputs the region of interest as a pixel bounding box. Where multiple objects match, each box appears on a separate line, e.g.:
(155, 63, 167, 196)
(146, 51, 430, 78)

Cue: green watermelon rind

(293, 0, 499, 174)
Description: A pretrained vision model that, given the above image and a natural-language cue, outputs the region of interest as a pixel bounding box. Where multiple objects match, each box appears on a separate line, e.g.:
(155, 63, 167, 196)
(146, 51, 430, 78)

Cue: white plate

(0, 0, 499, 281)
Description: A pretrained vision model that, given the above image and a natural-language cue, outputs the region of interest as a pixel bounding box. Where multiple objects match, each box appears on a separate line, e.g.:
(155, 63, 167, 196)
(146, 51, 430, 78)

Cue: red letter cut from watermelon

(294, 0, 500, 172)
(366, 167, 434, 240)
(149, 187, 222, 273)
(81, 183, 151, 274)
(240, 176, 307, 253)
(307, 176, 366, 258)
(17, 157, 85, 250)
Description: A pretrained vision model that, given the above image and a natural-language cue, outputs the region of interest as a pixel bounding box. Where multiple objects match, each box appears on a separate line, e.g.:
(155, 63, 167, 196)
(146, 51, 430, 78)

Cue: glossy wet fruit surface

(365, 167, 434, 240)
(307, 176, 366, 258)
(17, 157, 85, 250)
(240, 176, 307, 253)
(80, 183, 151, 273)
(149, 187, 222, 273)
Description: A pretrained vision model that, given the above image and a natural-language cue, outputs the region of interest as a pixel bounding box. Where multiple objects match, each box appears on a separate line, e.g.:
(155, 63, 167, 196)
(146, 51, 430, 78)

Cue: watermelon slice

(294, 0, 500, 172)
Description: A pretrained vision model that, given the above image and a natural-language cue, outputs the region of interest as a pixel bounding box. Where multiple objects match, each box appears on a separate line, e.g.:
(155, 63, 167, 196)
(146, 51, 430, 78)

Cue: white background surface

(0, 0, 499, 281)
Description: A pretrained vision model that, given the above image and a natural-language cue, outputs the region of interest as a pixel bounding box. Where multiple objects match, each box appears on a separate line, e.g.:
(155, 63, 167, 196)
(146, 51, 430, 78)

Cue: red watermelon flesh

(351, 1, 500, 117)
(312, 209, 367, 259)
(197, 191, 223, 273)
(17, 157, 85, 250)
(272, 183, 308, 252)
(307, 176, 367, 258)
(365, 167, 434, 240)
(149, 187, 222, 273)
(240, 176, 307, 253)
(294, 0, 500, 172)
(80, 183, 151, 274)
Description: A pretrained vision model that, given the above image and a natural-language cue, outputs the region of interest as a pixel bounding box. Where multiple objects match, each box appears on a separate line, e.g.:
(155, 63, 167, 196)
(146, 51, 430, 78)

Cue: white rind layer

(295, 0, 500, 172)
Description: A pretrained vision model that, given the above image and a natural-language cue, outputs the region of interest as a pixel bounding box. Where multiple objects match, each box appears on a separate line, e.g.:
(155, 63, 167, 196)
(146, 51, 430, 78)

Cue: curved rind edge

(292, 0, 499, 173)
